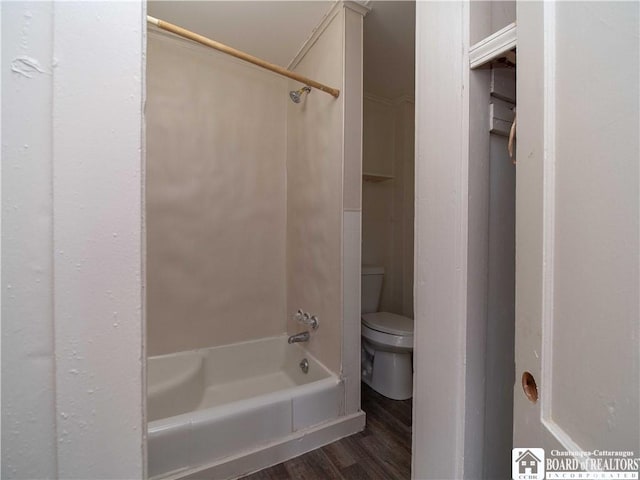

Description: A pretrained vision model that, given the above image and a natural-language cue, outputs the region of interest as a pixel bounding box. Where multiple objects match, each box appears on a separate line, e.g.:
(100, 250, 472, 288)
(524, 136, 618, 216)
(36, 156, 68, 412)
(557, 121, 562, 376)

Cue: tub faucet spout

(288, 331, 310, 343)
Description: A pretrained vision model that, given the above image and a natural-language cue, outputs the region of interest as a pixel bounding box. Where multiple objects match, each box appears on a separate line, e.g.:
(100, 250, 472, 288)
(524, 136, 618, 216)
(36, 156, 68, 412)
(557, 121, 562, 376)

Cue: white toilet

(361, 265, 414, 400)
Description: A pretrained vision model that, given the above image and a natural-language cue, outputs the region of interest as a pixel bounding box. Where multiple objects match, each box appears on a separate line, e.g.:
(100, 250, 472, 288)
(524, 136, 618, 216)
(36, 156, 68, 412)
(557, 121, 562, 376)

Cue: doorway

(412, 1, 518, 478)
(361, 0, 416, 472)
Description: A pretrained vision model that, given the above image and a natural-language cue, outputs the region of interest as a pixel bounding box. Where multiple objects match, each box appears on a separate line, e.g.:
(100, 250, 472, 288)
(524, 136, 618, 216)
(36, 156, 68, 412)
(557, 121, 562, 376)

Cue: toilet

(361, 265, 414, 400)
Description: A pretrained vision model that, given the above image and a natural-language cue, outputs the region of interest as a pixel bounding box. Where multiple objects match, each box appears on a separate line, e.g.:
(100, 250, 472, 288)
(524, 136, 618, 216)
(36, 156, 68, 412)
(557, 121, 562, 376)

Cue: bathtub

(147, 335, 350, 479)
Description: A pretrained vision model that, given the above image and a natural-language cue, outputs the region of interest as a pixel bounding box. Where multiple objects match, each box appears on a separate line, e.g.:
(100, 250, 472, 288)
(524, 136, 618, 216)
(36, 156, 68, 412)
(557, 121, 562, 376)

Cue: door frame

(412, 2, 517, 478)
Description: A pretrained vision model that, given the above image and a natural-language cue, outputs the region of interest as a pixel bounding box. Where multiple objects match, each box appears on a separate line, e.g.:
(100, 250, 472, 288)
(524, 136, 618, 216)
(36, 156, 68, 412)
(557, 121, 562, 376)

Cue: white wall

(413, 2, 469, 478)
(362, 98, 394, 305)
(362, 95, 414, 317)
(470, 0, 516, 45)
(2, 3, 57, 476)
(146, 31, 287, 356)
(2, 2, 145, 478)
(395, 100, 415, 317)
(342, 4, 366, 415)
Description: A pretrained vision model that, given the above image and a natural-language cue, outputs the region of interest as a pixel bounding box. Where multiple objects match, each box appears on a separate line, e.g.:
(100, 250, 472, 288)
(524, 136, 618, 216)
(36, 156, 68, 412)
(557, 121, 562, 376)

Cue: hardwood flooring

(241, 384, 412, 480)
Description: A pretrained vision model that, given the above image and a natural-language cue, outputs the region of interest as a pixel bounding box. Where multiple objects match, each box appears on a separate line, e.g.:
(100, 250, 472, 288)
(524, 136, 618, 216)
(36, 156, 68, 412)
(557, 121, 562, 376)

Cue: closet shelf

(469, 22, 517, 69)
(363, 173, 394, 183)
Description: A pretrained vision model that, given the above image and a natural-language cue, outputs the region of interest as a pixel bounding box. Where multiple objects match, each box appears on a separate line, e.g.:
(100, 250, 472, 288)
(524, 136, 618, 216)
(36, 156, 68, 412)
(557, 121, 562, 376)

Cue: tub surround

(286, 7, 345, 375)
(146, 31, 287, 356)
(146, 8, 354, 371)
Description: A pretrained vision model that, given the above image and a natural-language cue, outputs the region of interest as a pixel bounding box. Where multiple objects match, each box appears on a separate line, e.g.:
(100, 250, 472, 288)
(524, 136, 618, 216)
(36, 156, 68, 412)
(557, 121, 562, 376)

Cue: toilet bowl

(361, 265, 414, 400)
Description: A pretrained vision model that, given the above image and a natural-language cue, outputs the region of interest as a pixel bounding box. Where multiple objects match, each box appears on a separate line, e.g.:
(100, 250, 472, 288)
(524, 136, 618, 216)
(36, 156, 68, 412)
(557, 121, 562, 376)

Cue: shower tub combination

(147, 335, 362, 479)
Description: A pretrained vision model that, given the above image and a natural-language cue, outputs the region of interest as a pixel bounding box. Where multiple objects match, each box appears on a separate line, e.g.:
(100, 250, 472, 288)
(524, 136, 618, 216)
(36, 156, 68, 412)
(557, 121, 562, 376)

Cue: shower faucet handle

(294, 309, 319, 330)
(307, 315, 319, 330)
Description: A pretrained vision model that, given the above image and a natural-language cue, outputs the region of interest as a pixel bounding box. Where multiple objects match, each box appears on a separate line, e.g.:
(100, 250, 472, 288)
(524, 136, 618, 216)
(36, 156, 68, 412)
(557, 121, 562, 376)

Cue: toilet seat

(361, 312, 414, 352)
(362, 312, 413, 336)
(362, 324, 413, 351)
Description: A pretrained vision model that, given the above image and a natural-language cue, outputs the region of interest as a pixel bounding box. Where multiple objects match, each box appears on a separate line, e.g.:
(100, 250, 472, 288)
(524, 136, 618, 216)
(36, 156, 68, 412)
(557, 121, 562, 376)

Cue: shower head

(289, 86, 311, 103)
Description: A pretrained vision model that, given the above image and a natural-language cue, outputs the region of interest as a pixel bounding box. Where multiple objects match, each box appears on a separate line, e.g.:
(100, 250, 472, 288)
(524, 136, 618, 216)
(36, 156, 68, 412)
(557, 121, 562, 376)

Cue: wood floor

(241, 384, 412, 480)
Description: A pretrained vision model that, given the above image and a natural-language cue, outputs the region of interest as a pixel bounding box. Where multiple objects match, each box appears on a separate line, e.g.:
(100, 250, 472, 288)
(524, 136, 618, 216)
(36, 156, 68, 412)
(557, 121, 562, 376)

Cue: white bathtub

(147, 335, 346, 479)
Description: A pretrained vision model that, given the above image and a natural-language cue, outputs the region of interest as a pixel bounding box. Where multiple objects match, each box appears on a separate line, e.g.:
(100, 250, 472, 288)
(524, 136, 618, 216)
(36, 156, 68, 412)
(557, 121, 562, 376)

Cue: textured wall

(146, 32, 287, 355)
(2, 4, 57, 476)
(286, 10, 345, 374)
(2, 2, 145, 478)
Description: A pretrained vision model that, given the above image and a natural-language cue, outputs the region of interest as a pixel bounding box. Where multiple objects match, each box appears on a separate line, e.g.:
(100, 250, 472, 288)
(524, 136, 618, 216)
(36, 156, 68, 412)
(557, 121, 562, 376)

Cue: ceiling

(148, 0, 415, 100)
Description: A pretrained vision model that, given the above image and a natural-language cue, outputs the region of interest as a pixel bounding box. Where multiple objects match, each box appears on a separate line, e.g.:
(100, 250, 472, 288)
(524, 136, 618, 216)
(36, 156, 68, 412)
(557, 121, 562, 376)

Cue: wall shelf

(363, 173, 394, 183)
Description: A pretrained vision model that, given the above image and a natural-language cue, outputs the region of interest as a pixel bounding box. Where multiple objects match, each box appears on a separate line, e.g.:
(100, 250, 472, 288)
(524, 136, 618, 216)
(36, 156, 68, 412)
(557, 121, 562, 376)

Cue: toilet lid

(362, 312, 414, 336)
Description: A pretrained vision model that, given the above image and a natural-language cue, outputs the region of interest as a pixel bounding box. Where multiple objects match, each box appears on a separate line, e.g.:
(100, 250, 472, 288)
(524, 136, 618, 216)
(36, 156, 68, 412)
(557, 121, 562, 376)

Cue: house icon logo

(512, 448, 545, 480)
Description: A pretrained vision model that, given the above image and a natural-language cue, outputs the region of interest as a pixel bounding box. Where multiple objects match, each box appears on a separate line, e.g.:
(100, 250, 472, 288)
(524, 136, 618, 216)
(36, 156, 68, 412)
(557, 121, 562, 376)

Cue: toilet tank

(361, 265, 384, 314)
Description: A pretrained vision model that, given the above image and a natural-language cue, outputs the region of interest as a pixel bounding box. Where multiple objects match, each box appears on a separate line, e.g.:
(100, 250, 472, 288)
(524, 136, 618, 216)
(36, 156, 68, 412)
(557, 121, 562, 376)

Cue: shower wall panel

(147, 32, 287, 355)
(286, 10, 345, 374)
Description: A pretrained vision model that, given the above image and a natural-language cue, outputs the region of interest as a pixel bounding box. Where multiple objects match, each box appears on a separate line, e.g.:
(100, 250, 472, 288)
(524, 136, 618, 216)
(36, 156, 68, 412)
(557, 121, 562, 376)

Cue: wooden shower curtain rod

(147, 16, 341, 98)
